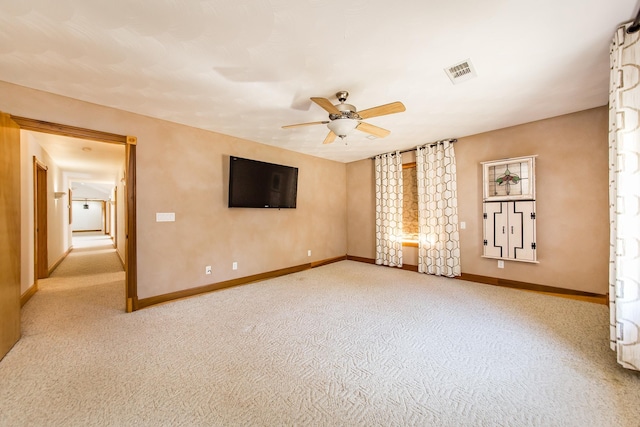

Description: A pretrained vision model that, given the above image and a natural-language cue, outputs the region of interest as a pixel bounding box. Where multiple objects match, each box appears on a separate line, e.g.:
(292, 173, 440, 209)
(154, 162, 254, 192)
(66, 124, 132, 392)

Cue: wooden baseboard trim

(456, 273, 608, 305)
(48, 247, 72, 275)
(345, 255, 607, 305)
(345, 255, 417, 271)
(116, 249, 125, 269)
(136, 255, 607, 310)
(137, 257, 346, 310)
(311, 255, 347, 268)
(20, 283, 38, 307)
(346, 255, 375, 264)
(137, 264, 310, 309)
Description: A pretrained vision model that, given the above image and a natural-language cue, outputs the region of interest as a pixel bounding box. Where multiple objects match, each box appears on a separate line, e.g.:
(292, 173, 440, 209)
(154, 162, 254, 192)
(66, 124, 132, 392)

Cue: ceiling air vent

(444, 59, 477, 84)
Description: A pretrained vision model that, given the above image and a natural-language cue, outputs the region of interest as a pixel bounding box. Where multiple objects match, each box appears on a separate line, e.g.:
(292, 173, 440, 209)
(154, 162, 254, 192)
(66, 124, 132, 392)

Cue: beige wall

(347, 107, 609, 294)
(47, 154, 68, 270)
(1, 81, 347, 300)
(346, 158, 375, 258)
(3, 79, 608, 299)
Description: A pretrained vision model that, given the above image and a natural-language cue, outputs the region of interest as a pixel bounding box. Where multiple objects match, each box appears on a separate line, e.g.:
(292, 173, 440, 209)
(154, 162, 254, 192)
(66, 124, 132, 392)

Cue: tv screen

(228, 156, 298, 208)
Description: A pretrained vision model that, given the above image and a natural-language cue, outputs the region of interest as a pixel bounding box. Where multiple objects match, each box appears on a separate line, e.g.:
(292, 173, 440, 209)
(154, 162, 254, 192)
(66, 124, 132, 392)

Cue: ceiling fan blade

(357, 101, 406, 120)
(311, 97, 341, 115)
(323, 131, 337, 144)
(356, 122, 391, 138)
(281, 121, 329, 129)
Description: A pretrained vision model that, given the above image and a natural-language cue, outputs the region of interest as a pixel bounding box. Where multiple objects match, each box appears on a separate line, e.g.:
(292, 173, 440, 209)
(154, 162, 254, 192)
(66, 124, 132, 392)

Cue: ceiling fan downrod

(336, 91, 349, 103)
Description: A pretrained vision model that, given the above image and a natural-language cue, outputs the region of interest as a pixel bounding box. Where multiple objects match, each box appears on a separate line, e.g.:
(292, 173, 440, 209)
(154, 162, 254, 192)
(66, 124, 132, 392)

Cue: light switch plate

(156, 212, 175, 222)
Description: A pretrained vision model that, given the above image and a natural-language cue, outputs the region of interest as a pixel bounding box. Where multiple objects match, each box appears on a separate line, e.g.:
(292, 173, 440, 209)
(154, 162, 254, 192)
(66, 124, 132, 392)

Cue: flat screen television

(228, 156, 298, 208)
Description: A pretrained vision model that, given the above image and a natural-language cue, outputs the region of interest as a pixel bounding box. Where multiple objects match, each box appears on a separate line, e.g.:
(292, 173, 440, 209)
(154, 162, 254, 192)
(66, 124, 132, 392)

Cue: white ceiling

(0, 0, 637, 163)
(28, 131, 124, 200)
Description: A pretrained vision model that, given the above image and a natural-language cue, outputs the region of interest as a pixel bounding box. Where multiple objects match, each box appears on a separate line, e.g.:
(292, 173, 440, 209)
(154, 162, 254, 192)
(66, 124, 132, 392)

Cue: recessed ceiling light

(82, 147, 92, 152)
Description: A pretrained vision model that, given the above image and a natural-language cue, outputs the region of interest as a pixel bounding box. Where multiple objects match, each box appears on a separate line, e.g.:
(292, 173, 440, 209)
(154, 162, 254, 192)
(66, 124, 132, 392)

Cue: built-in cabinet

(483, 201, 536, 261)
(481, 156, 537, 263)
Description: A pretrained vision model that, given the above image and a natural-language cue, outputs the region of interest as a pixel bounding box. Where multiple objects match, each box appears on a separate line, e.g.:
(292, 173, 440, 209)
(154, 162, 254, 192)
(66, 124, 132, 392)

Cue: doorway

(34, 158, 48, 280)
(11, 115, 138, 312)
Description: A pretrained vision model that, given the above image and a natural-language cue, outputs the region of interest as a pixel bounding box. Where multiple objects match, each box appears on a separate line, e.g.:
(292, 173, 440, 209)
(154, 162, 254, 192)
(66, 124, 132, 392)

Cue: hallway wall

(20, 131, 69, 294)
(71, 201, 103, 232)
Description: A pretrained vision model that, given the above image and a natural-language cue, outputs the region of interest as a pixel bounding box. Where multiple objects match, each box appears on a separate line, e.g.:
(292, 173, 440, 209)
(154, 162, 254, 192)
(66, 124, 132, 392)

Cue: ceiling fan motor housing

(329, 91, 360, 120)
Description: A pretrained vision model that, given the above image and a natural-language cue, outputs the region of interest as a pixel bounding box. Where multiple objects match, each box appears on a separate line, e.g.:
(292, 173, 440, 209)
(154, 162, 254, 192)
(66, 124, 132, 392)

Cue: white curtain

(416, 140, 461, 277)
(375, 152, 403, 267)
(609, 23, 640, 371)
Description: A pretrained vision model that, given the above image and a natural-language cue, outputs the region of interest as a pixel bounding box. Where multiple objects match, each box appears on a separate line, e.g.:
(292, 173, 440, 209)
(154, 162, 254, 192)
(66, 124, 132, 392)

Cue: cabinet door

(483, 202, 508, 259)
(509, 201, 536, 261)
(483, 201, 536, 262)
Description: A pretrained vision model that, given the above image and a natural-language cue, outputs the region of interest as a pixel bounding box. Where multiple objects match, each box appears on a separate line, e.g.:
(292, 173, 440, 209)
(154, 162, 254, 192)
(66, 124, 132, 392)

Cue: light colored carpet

(1, 235, 639, 426)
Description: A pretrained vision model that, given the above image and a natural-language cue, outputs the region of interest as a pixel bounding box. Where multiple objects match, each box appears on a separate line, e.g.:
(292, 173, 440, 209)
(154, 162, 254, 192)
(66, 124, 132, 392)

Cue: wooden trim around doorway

(11, 116, 127, 144)
(14, 115, 137, 312)
(125, 141, 137, 311)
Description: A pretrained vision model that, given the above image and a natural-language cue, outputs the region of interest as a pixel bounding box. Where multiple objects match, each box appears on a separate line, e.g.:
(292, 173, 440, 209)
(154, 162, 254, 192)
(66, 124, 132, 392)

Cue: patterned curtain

(415, 140, 461, 277)
(609, 23, 640, 371)
(375, 152, 403, 267)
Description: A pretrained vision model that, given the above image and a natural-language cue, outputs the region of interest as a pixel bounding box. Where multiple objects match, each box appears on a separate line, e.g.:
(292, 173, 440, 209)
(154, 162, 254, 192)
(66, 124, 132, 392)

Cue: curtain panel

(374, 152, 403, 267)
(609, 23, 640, 371)
(416, 140, 461, 277)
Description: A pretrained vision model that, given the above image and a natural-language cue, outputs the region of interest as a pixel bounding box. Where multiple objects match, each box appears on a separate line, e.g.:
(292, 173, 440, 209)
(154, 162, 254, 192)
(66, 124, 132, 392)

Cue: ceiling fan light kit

(327, 118, 358, 139)
(283, 91, 406, 145)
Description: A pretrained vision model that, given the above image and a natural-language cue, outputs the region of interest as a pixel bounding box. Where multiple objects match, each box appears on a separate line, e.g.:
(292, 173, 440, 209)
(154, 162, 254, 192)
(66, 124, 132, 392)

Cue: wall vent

(444, 59, 477, 84)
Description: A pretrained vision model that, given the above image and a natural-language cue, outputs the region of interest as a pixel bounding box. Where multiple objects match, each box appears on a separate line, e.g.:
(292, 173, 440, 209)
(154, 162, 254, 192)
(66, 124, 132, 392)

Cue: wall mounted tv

(228, 156, 298, 208)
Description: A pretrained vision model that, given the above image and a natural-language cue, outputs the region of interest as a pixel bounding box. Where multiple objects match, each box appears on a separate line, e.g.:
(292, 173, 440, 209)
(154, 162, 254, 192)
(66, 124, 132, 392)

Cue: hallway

(22, 232, 125, 333)
(0, 233, 133, 425)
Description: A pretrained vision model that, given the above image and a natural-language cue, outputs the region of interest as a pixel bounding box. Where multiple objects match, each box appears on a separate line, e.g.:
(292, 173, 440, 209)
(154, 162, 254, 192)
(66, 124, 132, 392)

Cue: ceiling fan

(282, 91, 406, 144)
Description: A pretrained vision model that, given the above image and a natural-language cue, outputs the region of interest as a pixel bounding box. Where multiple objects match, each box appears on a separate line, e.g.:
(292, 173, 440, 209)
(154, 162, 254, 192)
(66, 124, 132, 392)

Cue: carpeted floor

(1, 234, 639, 426)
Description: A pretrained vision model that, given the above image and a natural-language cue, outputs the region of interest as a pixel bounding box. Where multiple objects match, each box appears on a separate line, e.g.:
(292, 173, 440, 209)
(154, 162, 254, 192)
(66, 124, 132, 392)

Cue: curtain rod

(370, 138, 457, 160)
(628, 9, 640, 33)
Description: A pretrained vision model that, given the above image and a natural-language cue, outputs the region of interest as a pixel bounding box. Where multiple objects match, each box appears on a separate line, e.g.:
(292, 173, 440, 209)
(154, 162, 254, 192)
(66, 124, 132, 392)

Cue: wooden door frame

(0, 112, 21, 361)
(113, 187, 118, 248)
(33, 157, 48, 280)
(11, 115, 138, 312)
(102, 200, 106, 234)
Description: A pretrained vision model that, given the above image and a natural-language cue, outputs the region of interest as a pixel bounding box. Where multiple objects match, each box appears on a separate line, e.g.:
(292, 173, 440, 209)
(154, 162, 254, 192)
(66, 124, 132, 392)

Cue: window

(402, 163, 418, 245)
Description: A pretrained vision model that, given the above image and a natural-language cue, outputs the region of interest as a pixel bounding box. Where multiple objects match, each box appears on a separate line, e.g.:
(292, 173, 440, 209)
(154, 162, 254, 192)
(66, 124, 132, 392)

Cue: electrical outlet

(205, 266, 212, 275)
(498, 260, 504, 269)
(308, 250, 311, 257)
(232, 262, 238, 270)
